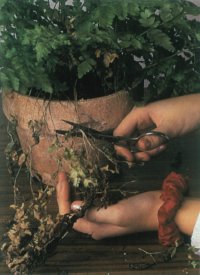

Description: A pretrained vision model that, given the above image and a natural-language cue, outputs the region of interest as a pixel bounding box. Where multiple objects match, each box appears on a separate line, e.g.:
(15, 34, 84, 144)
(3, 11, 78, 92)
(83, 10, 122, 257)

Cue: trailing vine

(1, 118, 129, 274)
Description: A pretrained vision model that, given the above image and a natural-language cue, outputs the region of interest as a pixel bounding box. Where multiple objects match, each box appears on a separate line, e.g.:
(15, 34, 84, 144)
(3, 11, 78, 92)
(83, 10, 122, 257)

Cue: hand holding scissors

(56, 120, 170, 153)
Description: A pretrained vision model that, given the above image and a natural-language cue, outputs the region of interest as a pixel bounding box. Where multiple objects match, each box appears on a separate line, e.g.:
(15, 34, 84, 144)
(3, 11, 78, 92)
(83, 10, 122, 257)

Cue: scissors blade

(56, 120, 117, 142)
(62, 120, 105, 135)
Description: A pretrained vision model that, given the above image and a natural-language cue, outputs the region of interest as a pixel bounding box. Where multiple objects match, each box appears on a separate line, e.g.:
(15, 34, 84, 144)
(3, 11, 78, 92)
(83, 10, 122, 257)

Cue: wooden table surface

(0, 94, 199, 275)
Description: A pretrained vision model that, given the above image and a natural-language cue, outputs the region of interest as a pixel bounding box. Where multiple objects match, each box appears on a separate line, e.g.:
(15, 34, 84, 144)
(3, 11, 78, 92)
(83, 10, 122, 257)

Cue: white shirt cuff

(191, 212, 200, 256)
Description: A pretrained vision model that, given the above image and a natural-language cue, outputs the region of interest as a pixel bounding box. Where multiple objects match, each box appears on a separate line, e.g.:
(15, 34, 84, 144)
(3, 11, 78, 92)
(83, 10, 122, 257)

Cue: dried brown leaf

(18, 153, 26, 166)
(33, 210, 40, 220)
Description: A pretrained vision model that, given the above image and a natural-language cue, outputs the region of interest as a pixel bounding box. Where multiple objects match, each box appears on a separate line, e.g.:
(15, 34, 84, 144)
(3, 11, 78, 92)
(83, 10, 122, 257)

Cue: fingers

(72, 197, 142, 227)
(71, 201, 129, 239)
(133, 129, 168, 161)
(114, 106, 152, 137)
(56, 172, 71, 215)
(113, 106, 162, 162)
(128, 134, 162, 161)
(115, 141, 167, 163)
(71, 191, 162, 239)
(71, 200, 121, 225)
(114, 145, 134, 162)
(73, 218, 130, 240)
(134, 144, 167, 162)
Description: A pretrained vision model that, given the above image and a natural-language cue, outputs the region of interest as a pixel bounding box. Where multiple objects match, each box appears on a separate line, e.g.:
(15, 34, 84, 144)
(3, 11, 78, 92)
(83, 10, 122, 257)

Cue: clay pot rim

(7, 89, 129, 104)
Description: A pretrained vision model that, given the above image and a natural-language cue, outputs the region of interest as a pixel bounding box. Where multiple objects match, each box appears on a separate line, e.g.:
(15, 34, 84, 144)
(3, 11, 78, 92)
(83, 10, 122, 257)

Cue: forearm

(147, 94, 200, 137)
(175, 197, 200, 236)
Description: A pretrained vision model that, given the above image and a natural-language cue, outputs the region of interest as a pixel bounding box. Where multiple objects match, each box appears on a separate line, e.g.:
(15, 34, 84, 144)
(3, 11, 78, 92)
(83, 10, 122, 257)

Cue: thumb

(113, 106, 153, 161)
(56, 172, 71, 215)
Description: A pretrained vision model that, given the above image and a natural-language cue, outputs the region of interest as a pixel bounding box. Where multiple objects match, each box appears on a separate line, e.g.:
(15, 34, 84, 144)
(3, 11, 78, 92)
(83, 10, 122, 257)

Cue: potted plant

(1, 0, 200, 273)
(1, 0, 200, 183)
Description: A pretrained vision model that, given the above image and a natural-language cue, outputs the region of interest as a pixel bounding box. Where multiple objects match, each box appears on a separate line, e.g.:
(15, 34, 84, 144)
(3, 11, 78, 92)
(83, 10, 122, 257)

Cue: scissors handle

(121, 131, 170, 152)
(138, 131, 170, 142)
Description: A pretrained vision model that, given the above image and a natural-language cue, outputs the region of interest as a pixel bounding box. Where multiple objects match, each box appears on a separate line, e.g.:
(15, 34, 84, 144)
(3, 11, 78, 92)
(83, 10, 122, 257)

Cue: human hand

(56, 172, 200, 240)
(56, 172, 162, 239)
(114, 94, 200, 162)
(70, 191, 162, 240)
(56, 172, 71, 215)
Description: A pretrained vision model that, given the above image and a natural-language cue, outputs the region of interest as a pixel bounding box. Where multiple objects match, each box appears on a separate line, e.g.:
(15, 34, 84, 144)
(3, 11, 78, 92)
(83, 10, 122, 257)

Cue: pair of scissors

(56, 120, 170, 153)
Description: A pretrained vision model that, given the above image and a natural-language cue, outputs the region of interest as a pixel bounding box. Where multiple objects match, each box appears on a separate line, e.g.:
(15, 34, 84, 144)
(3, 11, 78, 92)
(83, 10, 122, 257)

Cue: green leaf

(0, 71, 9, 87)
(0, 0, 7, 9)
(40, 80, 53, 94)
(139, 9, 156, 27)
(127, 3, 140, 17)
(35, 42, 50, 62)
(113, 1, 128, 20)
(78, 58, 96, 79)
(196, 32, 200, 42)
(184, 3, 200, 16)
(139, 16, 155, 28)
(76, 20, 93, 37)
(140, 9, 153, 19)
(98, 4, 116, 26)
(10, 75, 20, 91)
(190, 260, 199, 269)
(147, 29, 175, 52)
(172, 73, 184, 82)
(160, 7, 174, 22)
(119, 35, 142, 49)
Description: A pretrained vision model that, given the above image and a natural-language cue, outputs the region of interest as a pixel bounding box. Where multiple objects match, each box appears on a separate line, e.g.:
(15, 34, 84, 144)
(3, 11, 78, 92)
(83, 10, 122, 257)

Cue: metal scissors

(56, 120, 170, 153)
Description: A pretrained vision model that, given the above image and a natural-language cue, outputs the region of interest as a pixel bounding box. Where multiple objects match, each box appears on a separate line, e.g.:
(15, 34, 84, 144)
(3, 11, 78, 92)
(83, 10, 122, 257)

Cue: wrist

(143, 191, 163, 231)
(175, 198, 200, 236)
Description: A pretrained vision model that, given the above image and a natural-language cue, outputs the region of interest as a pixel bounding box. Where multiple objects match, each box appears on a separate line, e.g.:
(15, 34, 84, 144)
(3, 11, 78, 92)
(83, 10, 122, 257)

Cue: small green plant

(0, 0, 200, 101)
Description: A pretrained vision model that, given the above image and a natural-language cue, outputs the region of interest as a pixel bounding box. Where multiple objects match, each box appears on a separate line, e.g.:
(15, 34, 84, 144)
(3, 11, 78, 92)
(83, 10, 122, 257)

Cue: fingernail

(158, 145, 165, 151)
(72, 204, 83, 211)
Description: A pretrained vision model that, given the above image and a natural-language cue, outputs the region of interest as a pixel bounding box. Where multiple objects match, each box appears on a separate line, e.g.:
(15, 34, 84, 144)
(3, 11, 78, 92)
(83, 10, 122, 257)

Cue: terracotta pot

(2, 90, 133, 185)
